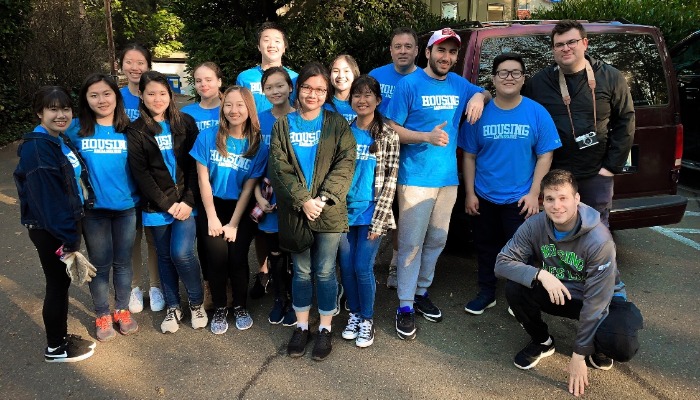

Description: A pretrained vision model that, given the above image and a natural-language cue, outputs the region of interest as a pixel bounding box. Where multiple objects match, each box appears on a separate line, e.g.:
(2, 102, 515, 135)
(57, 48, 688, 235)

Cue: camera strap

(558, 59, 597, 139)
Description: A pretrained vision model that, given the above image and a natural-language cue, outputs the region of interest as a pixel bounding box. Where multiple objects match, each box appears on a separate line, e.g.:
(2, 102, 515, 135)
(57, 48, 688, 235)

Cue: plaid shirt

(369, 120, 400, 236)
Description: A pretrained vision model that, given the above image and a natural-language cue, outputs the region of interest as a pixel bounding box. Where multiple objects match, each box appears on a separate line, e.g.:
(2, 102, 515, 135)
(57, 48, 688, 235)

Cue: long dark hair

(217, 86, 261, 159)
(137, 71, 186, 137)
(77, 73, 130, 137)
(119, 43, 152, 70)
(349, 75, 383, 154)
(32, 86, 73, 117)
(295, 61, 332, 108)
(261, 66, 293, 98)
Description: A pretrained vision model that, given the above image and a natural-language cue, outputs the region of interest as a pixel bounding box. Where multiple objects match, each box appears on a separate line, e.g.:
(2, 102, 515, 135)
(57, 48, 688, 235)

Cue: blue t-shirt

(368, 63, 418, 116)
(65, 120, 139, 211)
(189, 126, 268, 200)
(143, 122, 178, 226)
(181, 103, 220, 132)
(35, 125, 83, 202)
(458, 97, 561, 204)
(347, 123, 377, 226)
(258, 109, 276, 148)
(324, 98, 356, 123)
(120, 87, 140, 122)
(236, 65, 298, 113)
(288, 111, 322, 191)
(386, 68, 483, 187)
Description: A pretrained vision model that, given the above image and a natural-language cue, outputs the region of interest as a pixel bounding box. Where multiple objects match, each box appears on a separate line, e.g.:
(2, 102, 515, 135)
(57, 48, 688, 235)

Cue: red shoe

(95, 314, 116, 342)
(112, 309, 139, 335)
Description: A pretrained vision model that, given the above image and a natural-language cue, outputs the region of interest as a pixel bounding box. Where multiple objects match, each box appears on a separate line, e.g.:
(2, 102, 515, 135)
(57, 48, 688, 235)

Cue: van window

(478, 33, 668, 106)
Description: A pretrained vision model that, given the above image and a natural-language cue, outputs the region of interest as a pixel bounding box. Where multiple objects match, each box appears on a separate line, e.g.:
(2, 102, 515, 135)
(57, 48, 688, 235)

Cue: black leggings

(28, 229, 74, 348)
(199, 197, 256, 309)
(261, 231, 292, 301)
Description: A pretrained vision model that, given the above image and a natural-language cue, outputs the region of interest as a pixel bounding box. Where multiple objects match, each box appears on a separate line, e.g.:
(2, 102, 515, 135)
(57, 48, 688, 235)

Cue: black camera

(575, 131, 599, 150)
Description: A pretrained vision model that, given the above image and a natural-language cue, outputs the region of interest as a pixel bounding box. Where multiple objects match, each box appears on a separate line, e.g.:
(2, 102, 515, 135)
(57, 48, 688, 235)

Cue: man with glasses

(460, 53, 561, 315)
(369, 27, 420, 289)
(386, 27, 491, 340)
(522, 20, 635, 228)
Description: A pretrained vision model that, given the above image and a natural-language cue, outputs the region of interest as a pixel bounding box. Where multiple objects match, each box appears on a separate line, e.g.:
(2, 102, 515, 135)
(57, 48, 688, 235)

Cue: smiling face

(263, 71, 293, 107)
(331, 58, 355, 97)
(390, 33, 418, 70)
(141, 81, 170, 121)
(38, 105, 72, 136)
(258, 28, 286, 66)
(492, 59, 525, 98)
(86, 80, 117, 121)
(222, 90, 249, 130)
(552, 28, 588, 73)
(297, 75, 328, 114)
(122, 49, 149, 85)
(194, 65, 222, 102)
(543, 183, 581, 232)
(426, 39, 459, 79)
(351, 85, 380, 119)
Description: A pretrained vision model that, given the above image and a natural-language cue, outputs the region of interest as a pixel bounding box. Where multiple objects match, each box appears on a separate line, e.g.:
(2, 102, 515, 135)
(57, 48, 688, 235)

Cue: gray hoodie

(495, 203, 626, 356)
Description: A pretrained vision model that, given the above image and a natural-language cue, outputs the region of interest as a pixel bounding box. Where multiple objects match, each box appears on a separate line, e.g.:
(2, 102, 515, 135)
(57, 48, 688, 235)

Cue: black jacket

(126, 115, 199, 213)
(523, 56, 635, 178)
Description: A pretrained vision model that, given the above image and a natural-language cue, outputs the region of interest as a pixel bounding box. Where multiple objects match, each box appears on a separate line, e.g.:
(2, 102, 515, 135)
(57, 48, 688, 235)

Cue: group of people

(15, 19, 643, 396)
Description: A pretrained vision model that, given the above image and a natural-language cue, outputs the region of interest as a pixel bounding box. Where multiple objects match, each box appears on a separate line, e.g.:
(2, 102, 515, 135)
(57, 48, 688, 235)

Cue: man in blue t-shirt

(235, 22, 298, 113)
(459, 53, 561, 316)
(385, 27, 491, 340)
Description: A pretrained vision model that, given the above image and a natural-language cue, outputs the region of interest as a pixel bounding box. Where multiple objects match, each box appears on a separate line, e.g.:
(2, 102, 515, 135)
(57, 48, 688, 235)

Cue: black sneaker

(281, 302, 297, 327)
(45, 341, 95, 363)
(395, 306, 417, 340)
(514, 338, 556, 370)
(414, 293, 443, 322)
(287, 327, 311, 358)
(268, 298, 285, 325)
(311, 328, 333, 361)
(66, 334, 96, 350)
(587, 352, 614, 370)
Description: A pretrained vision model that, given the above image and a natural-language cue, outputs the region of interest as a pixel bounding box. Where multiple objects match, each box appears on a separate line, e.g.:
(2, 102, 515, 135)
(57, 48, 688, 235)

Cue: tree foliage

(532, 0, 700, 47)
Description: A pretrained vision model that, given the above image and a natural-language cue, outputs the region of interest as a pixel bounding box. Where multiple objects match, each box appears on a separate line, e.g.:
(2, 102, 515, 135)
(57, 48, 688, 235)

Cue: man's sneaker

(128, 287, 144, 313)
(386, 265, 398, 289)
(287, 327, 311, 357)
(464, 294, 497, 315)
(210, 307, 228, 335)
(45, 341, 94, 363)
(395, 306, 417, 340)
(282, 302, 297, 327)
(356, 319, 375, 348)
(414, 293, 443, 322)
(587, 353, 614, 370)
(333, 283, 344, 317)
(66, 334, 96, 350)
(161, 307, 182, 333)
(250, 272, 270, 299)
(112, 309, 138, 335)
(190, 303, 208, 329)
(514, 338, 556, 369)
(149, 287, 165, 312)
(233, 306, 253, 330)
(268, 298, 285, 325)
(312, 328, 333, 361)
(95, 315, 116, 342)
(341, 312, 362, 340)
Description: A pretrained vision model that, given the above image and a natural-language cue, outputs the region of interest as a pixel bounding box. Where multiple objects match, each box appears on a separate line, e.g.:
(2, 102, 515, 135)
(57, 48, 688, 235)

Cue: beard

(428, 57, 451, 78)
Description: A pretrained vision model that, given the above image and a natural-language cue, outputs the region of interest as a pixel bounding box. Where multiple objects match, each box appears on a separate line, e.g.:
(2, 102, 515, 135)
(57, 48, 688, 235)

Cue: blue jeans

(291, 232, 341, 315)
(149, 216, 203, 308)
(83, 208, 137, 316)
(339, 226, 380, 319)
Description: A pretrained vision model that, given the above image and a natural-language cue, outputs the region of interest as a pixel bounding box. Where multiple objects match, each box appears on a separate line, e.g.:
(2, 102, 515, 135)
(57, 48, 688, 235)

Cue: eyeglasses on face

(299, 84, 327, 96)
(553, 38, 584, 51)
(494, 69, 524, 79)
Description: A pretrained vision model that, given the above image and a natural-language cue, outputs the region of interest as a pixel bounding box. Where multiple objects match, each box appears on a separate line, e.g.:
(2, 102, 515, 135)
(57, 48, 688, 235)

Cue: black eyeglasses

(494, 70, 524, 79)
(299, 84, 327, 96)
(553, 38, 584, 51)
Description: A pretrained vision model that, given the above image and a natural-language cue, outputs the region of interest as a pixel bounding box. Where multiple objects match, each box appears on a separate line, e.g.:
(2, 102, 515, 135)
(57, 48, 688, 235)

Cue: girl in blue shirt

(339, 75, 400, 348)
(256, 67, 296, 326)
(324, 55, 360, 123)
(191, 86, 268, 334)
(68, 73, 140, 342)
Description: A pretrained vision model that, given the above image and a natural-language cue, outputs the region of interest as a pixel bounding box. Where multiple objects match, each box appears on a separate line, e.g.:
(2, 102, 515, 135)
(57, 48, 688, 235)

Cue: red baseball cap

(427, 27, 461, 47)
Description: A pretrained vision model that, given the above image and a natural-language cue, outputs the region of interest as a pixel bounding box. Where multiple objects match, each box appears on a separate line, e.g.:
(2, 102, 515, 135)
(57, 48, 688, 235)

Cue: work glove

(56, 246, 97, 285)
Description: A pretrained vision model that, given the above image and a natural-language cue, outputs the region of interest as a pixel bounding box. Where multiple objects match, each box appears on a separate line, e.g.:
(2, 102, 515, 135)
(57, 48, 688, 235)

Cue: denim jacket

(14, 132, 94, 252)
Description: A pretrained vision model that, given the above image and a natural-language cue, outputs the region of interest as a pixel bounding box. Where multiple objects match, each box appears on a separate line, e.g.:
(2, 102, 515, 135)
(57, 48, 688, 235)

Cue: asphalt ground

(0, 138, 698, 399)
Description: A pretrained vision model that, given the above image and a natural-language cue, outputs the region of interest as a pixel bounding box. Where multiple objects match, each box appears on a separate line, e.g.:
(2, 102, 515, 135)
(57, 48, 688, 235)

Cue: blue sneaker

(268, 298, 284, 325)
(464, 294, 497, 315)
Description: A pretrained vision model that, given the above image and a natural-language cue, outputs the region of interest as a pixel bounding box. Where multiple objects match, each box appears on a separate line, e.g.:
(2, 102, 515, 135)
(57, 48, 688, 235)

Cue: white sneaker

(190, 303, 208, 329)
(356, 319, 375, 348)
(149, 287, 165, 312)
(161, 307, 182, 333)
(129, 287, 144, 313)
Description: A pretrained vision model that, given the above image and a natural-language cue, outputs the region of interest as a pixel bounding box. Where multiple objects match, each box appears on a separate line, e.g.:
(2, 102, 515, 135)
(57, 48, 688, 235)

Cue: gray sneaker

(233, 307, 253, 330)
(189, 303, 208, 330)
(161, 307, 182, 334)
(386, 266, 398, 289)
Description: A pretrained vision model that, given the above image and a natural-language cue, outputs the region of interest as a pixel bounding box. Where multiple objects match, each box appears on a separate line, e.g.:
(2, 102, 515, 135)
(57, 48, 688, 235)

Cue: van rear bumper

(610, 195, 688, 230)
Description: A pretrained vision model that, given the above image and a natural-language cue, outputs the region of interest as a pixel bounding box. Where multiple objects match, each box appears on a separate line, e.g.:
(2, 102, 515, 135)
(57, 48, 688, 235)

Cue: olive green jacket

(268, 111, 356, 253)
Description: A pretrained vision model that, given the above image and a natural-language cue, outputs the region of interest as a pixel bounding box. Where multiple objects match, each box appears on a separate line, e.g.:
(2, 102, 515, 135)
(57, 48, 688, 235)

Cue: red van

(418, 21, 688, 232)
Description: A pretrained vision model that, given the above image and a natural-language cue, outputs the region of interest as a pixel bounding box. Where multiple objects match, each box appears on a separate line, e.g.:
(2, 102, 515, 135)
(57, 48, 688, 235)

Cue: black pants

(262, 231, 292, 301)
(28, 229, 74, 348)
(472, 196, 525, 298)
(199, 197, 256, 309)
(577, 174, 614, 228)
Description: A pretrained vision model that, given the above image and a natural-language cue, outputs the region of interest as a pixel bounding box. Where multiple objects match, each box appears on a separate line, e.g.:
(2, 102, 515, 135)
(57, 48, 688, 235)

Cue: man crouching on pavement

(495, 169, 642, 397)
